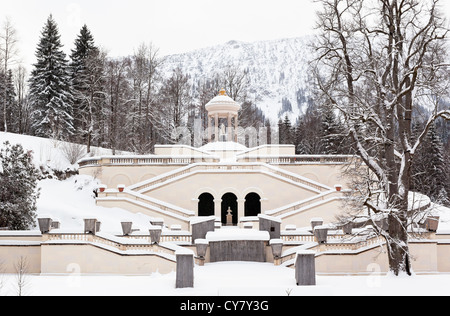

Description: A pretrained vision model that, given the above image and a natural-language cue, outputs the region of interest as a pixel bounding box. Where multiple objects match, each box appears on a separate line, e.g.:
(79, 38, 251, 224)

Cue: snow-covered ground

(2, 262, 450, 296)
(2, 132, 450, 296)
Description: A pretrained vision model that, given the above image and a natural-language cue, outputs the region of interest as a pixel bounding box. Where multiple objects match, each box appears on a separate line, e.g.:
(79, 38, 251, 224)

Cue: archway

(245, 193, 261, 217)
(198, 193, 215, 217)
(221, 193, 238, 225)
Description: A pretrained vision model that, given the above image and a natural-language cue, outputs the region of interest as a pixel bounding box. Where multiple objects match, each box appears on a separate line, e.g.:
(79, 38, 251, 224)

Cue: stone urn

(149, 226, 162, 244)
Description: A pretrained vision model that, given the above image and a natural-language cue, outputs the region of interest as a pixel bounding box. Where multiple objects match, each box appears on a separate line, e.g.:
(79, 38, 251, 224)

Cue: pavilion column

(234, 115, 238, 142)
(208, 115, 212, 142)
(227, 113, 232, 142)
(214, 113, 219, 142)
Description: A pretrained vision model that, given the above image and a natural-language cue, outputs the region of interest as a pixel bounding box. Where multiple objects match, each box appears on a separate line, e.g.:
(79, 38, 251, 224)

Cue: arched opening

(221, 193, 238, 225)
(245, 193, 261, 217)
(198, 193, 214, 217)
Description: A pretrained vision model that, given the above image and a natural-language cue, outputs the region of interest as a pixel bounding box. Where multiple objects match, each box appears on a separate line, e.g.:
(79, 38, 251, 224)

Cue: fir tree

(69, 24, 98, 143)
(28, 15, 74, 140)
(0, 141, 40, 230)
(320, 104, 345, 154)
(412, 123, 449, 205)
(278, 115, 293, 144)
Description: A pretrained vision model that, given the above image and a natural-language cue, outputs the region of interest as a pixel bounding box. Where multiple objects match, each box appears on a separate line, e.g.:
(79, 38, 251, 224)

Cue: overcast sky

(1, 0, 323, 68)
(2, 0, 450, 69)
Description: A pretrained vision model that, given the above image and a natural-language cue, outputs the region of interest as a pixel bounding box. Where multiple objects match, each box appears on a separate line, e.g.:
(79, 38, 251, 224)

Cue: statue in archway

(226, 207, 233, 226)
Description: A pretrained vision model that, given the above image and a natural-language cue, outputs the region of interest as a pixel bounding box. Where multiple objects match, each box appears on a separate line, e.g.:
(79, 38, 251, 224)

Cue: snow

(36, 176, 155, 234)
(2, 262, 450, 296)
(206, 228, 270, 241)
(3, 132, 450, 296)
(0, 132, 129, 171)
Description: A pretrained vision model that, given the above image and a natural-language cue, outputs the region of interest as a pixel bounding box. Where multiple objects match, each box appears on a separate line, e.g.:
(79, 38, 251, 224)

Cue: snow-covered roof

(205, 89, 240, 113)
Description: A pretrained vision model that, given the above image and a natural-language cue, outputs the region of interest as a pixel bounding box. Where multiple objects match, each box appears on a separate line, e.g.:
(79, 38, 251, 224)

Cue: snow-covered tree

(127, 43, 163, 153)
(319, 103, 348, 155)
(155, 67, 191, 144)
(69, 24, 99, 147)
(313, 0, 450, 276)
(412, 123, 449, 206)
(103, 57, 131, 154)
(278, 115, 293, 144)
(0, 141, 40, 230)
(28, 15, 74, 140)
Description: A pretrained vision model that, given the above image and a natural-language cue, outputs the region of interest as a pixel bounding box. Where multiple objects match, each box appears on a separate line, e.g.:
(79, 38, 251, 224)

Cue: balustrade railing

(46, 231, 192, 258)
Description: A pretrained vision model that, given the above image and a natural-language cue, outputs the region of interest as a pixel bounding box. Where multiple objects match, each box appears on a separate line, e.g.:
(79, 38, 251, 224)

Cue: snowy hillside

(0, 132, 129, 172)
(0, 132, 150, 232)
(161, 36, 315, 122)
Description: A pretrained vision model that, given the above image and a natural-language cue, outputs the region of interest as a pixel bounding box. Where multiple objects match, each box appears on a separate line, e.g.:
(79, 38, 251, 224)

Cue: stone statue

(226, 207, 233, 226)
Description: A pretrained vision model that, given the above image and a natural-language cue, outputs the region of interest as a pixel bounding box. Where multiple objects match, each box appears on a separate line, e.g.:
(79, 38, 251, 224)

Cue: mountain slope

(161, 36, 315, 122)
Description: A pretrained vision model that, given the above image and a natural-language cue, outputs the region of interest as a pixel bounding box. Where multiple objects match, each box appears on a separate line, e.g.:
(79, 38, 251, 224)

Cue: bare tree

(14, 256, 29, 296)
(13, 65, 30, 134)
(220, 64, 249, 103)
(0, 17, 19, 132)
(104, 57, 132, 154)
(155, 67, 192, 143)
(128, 43, 163, 153)
(313, 0, 450, 275)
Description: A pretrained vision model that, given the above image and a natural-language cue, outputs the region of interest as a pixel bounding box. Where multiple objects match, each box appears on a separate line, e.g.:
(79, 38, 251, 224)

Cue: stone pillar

(314, 225, 328, 244)
(214, 198, 222, 219)
(310, 217, 324, 231)
(191, 216, 215, 243)
(84, 218, 97, 234)
(214, 113, 219, 142)
(238, 198, 245, 223)
(176, 250, 194, 289)
(258, 214, 281, 239)
(295, 250, 316, 286)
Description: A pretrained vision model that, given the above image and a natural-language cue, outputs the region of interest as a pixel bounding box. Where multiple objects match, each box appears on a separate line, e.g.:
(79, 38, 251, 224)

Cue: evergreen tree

(278, 115, 293, 144)
(28, 15, 74, 140)
(0, 141, 40, 230)
(69, 25, 98, 144)
(320, 104, 347, 154)
(412, 123, 449, 205)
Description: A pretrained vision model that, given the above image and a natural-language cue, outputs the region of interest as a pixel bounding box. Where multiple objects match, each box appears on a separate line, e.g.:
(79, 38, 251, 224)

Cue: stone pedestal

(295, 250, 316, 286)
(314, 225, 328, 244)
(191, 216, 215, 244)
(258, 214, 281, 239)
(84, 218, 97, 234)
(176, 251, 194, 289)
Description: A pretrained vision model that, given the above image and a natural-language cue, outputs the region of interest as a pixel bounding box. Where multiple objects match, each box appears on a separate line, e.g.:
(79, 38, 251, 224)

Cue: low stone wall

(209, 240, 267, 262)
